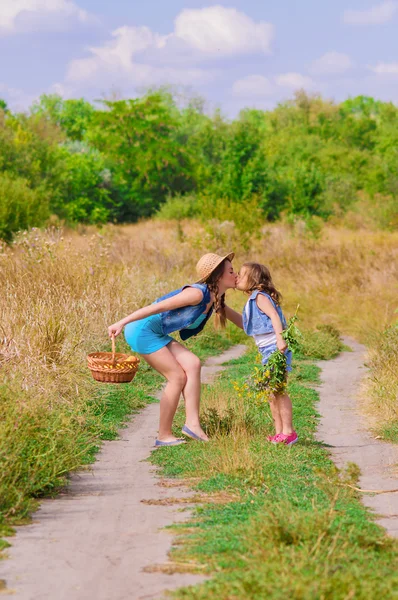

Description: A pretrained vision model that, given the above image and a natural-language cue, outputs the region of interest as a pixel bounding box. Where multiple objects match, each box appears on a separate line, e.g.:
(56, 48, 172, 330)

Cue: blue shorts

(258, 344, 293, 372)
(124, 314, 174, 355)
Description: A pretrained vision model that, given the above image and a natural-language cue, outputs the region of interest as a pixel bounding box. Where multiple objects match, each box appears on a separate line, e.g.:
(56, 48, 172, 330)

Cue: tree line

(0, 90, 397, 241)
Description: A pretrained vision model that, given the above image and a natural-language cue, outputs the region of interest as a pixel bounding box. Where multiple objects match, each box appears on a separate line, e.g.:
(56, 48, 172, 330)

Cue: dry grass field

(0, 219, 397, 531)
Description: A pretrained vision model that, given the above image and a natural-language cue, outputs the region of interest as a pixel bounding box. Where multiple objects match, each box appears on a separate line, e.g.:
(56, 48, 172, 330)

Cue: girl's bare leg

(269, 395, 283, 435)
(277, 392, 294, 435)
(142, 346, 187, 442)
(168, 340, 209, 441)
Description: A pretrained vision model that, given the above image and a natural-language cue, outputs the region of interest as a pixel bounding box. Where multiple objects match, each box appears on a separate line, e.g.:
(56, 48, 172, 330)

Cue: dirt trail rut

(316, 337, 398, 537)
(1, 344, 247, 600)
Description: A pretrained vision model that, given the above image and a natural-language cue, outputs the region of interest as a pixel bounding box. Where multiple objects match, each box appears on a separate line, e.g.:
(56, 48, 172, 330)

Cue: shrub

(156, 194, 199, 220)
(197, 195, 264, 251)
(0, 173, 49, 242)
(298, 324, 344, 360)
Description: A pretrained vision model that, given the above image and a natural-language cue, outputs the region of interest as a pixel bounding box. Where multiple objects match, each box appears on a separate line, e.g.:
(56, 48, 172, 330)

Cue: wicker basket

(87, 335, 140, 383)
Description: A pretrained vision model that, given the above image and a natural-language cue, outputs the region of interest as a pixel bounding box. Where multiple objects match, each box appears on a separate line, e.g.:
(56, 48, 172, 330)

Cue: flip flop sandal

(154, 438, 186, 447)
(181, 425, 208, 442)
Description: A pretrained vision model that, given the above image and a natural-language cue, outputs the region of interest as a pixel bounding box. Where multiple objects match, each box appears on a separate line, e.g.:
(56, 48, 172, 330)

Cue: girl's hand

(277, 336, 288, 353)
(108, 322, 124, 338)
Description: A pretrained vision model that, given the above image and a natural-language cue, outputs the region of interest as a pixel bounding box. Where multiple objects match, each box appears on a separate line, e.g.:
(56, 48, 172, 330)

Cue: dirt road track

(316, 337, 398, 538)
(1, 345, 247, 600)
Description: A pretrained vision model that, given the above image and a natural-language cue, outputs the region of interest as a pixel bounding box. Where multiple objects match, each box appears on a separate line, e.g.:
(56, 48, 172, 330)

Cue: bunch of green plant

(237, 308, 302, 404)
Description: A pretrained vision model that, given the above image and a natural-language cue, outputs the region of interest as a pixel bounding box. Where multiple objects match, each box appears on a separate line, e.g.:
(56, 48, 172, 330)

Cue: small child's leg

(269, 394, 283, 435)
(276, 392, 294, 435)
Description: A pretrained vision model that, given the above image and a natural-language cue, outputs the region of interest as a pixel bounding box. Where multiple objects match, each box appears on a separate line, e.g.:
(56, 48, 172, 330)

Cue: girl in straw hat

(108, 253, 236, 447)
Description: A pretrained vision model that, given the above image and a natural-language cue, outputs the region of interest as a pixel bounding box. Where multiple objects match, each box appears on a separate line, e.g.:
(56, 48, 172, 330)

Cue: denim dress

(124, 283, 212, 355)
(242, 291, 292, 371)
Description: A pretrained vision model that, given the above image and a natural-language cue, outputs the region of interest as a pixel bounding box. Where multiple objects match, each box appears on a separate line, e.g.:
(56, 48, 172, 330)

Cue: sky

(0, 0, 397, 115)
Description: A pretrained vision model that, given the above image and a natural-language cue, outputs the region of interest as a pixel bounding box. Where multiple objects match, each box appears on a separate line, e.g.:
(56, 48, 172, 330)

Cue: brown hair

(240, 262, 282, 304)
(204, 260, 227, 329)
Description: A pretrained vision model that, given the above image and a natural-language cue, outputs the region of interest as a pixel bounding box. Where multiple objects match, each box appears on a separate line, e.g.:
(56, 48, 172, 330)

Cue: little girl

(227, 262, 298, 446)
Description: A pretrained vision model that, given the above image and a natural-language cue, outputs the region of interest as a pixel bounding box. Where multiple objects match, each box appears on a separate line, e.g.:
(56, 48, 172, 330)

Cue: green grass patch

(149, 344, 398, 599)
(380, 423, 398, 444)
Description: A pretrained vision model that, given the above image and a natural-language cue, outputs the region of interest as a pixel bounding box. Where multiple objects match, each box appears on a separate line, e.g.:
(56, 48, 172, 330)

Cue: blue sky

(0, 0, 397, 115)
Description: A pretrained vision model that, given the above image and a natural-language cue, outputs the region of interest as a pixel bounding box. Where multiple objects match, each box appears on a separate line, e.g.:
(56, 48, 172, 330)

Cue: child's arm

(108, 287, 203, 337)
(256, 295, 288, 353)
(225, 305, 244, 329)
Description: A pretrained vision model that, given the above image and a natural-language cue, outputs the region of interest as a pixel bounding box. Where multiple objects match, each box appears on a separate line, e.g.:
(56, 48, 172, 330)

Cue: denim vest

(155, 283, 213, 341)
(242, 290, 287, 336)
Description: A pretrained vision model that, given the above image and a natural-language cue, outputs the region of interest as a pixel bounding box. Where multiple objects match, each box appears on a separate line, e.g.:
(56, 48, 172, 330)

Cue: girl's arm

(225, 305, 243, 329)
(256, 295, 288, 352)
(108, 287, 203, 337)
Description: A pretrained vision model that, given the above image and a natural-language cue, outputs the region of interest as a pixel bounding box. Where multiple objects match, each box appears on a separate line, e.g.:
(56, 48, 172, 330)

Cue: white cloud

(0, 0, 94, 35)
(343, 1, 397, 25)
(275, 72, 314, 89)
(232, 75, 274, 97)
(310, 52, 354, 75)
(369, 61, 398, 74)
(66, 26, 213, 88)
(67, 25, 166, 80)
(65, 7, 274, 92)
(174, 6, 273, 56)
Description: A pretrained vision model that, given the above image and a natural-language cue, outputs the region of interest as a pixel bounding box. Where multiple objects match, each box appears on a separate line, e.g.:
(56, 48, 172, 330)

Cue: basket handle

(111, 334, 116, 365)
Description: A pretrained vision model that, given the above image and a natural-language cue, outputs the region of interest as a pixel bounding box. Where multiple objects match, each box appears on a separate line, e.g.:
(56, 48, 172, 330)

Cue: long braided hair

(241, 262, 282, 305)
(204, 260, 227, 329)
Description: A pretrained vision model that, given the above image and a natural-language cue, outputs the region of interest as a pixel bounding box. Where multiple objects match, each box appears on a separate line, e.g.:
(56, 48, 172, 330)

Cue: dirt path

(1, 344, 247, 600)
(316, 337, 398, 538)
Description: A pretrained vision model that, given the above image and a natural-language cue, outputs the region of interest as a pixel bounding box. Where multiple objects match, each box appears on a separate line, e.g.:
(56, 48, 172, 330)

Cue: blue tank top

(185, 312, 207, 330)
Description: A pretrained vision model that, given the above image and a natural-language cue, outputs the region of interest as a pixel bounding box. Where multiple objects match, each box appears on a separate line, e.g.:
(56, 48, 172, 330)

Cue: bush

(369, 194, 398, 231)
(298, 324, 344, 360)
(0, 173, 49, 242)
(197, 195, 264, 251)
(156, 194, 199, 220)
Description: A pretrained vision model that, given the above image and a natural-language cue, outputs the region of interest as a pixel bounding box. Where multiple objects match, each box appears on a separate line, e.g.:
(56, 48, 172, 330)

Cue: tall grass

(362, 324, 398, 442)
(0, 220, 397, 535)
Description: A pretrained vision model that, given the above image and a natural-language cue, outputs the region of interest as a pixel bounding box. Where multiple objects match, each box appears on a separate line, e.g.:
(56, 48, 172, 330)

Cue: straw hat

(196, 252, 235, 283)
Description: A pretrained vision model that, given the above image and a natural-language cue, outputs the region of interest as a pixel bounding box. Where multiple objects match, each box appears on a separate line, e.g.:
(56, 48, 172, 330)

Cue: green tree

(31, 94, 94, 141)
(51, 142, 114, 224)
(88, 92, 195, 220)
